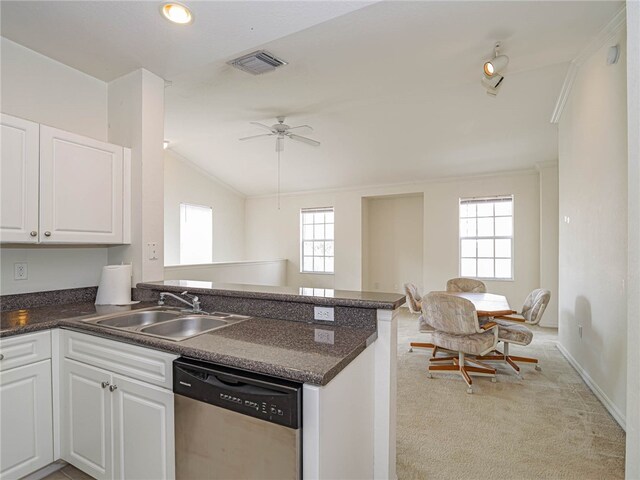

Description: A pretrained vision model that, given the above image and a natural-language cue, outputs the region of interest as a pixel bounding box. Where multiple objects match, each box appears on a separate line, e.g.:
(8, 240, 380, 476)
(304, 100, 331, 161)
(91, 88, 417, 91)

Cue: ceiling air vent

(228, 50, 288, 75)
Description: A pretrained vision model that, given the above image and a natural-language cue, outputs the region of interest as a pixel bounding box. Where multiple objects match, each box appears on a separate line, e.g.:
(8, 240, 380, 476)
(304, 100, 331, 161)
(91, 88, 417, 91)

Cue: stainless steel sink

(83, 307, 249, 341)
(139, 316, 231, 341)
(96, 310, 181, 328)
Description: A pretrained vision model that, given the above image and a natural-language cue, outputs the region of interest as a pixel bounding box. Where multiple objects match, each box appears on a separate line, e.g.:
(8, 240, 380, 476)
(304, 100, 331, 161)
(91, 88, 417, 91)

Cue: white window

(180, 203, 213, 265)
(459, 195, 513, 280)
(300, 207, 334, 273)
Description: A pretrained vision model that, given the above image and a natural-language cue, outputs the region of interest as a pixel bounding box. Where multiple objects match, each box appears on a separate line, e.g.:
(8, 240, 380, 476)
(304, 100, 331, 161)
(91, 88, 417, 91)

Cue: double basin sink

(83, 307, 250, 342)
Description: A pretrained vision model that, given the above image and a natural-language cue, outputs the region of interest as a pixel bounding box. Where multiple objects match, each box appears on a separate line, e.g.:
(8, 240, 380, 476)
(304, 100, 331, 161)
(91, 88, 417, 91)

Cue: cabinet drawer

(62, 330, 177, 389)
(0, 330, 52, 372)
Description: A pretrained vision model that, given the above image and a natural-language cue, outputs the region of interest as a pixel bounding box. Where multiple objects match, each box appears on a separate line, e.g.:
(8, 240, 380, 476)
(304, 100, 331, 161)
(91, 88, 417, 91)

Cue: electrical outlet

(314, 306, 335, 322)
(14, 263, 28, 280)
(314, 329, 335, 345)
(147, 242, 159, 261)
(578, 325, 583, 338)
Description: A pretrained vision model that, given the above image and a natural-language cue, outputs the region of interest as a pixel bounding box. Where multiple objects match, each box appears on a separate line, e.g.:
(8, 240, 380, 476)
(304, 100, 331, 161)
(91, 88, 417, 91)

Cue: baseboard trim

(556, 342, 626, 431)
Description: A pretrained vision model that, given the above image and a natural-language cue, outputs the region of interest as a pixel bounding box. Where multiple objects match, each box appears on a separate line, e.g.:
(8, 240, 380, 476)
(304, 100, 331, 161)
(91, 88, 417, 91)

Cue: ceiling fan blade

(239, 133, 273, 141)
(288, 133, 320, 146)
(287, 125, 314, 132)
(276, 137, 284, 152)
(250, 122, 277, 133)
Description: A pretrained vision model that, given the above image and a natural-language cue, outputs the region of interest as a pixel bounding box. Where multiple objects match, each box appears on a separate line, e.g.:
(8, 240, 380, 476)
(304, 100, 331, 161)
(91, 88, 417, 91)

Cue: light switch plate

(314, 306, 334, 322)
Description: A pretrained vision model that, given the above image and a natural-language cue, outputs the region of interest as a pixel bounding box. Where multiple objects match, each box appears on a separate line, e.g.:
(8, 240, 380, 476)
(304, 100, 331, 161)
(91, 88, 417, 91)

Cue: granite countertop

(138, 279, 406, 310)
(1, 302, 376, 386)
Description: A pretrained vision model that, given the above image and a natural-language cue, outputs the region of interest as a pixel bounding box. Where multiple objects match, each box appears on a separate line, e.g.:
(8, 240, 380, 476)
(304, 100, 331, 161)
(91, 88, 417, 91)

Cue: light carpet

(396, 310, 626, 480)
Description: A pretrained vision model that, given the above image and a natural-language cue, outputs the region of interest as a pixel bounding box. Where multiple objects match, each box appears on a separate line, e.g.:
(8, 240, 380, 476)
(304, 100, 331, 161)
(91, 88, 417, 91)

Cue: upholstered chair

(404, 283, 435, 353)
(478, 289, 551, 375)
(446, 277, 487, 293)
(422, 292, 498, 393)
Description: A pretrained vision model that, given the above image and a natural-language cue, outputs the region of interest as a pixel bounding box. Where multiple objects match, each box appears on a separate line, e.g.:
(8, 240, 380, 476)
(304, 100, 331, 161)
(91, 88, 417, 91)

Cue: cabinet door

(0, 360, 53, 480)
(0, 114, 39, 243)
(61, 358, 113, 480)
(112, 374, 175, 480)
(39, 125, 123, 244)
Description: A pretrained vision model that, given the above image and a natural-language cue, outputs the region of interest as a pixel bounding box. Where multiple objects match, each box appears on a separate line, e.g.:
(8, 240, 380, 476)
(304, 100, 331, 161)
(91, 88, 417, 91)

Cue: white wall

(245, 169, 546, 311)
(626, 1, 639, 474)
(164, 260, 286, 286)
(538, 162, 560, 327)
(363, 194, 423, 294)
(558, 27, 627, 426)
(0, 38, 110, 294)
(422, 172, 540, 308)
(164, 151, 246, 265)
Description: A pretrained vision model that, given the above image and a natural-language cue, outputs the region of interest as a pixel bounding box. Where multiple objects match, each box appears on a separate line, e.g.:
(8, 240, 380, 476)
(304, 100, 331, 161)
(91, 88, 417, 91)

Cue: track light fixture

(483, 42, 509, 77)
(482, 42, 509, 96)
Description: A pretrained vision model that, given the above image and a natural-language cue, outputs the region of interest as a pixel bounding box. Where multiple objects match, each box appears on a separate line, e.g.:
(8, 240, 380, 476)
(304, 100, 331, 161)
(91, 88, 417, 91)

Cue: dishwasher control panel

(174, 357, 302, 429)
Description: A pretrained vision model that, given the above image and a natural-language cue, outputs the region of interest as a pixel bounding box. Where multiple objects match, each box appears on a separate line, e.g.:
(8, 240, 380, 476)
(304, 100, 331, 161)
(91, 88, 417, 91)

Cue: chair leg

(475, 342, 541, 375)
(409, 341, 434, 353)
(427, 351, 495, 393)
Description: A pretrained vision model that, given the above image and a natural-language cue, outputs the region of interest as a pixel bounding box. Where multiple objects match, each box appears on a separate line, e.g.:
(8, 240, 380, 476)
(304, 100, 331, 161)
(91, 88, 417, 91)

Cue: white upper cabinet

(0, 114, 40, 243)
(0, 113, 130, 244)
(39, 125, 124, 244)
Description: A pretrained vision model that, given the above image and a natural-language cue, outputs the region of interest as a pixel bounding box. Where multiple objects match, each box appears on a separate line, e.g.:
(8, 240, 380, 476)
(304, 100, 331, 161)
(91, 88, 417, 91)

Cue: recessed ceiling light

(161, 2, 193, 25)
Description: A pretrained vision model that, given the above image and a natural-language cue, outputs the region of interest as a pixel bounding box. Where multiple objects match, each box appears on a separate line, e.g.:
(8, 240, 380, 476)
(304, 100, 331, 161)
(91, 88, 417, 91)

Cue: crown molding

(247, 167, 540, 200)
(550, 6, 626, 125)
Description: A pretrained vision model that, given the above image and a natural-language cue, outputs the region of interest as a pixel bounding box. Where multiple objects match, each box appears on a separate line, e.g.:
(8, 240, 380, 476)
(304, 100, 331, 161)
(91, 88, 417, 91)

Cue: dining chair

(446, 277, 487, 293)
(422, 292, 498, 393)
(477, 289, 551, 375)
(404, 283, 435, 353)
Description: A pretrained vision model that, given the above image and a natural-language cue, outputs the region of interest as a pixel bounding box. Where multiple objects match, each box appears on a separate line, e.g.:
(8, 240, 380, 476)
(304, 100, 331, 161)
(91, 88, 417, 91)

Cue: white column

(374, 308, 398, 480)
(107, 69, 165, 284)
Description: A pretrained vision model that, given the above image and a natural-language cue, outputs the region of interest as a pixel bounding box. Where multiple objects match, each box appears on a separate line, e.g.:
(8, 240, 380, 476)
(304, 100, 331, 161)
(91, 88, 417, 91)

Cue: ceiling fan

(239, 116, 320, 151)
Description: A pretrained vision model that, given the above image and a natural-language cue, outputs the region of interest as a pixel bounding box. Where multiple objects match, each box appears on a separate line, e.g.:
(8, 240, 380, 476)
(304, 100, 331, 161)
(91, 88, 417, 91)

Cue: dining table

(432, 291, 516, 317)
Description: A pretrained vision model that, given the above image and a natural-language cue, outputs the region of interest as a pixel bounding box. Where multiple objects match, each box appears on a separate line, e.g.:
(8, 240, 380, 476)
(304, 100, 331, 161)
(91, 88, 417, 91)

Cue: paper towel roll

(95, 264, 132, 305)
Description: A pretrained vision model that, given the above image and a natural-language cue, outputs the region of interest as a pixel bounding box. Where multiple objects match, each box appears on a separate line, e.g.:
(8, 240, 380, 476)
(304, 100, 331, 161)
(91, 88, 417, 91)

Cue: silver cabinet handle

(44, 231, 52, 237)
(101, 381, 110, 389)
(30, 231, 37, 237)
(109, 384, 118, 392)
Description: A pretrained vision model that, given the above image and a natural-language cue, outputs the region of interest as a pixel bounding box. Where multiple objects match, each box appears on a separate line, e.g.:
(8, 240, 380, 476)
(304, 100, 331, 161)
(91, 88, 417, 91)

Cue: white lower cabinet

(0, 360, 54, 480)
(61, 331, 176, 480)
(112, 374, 175, 480)
(61, 358, 112, 480)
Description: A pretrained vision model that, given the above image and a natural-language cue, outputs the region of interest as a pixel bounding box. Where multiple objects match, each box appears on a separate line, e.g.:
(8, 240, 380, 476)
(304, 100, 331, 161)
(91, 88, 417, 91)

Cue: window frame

(179, 202, 213, 265)
(458, 195, 514, 281)
(299, 207, 335, 275)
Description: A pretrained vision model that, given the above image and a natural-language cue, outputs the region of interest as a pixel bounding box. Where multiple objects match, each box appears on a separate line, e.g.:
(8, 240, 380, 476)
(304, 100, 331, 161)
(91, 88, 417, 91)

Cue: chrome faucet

(158, 291, 203, 313)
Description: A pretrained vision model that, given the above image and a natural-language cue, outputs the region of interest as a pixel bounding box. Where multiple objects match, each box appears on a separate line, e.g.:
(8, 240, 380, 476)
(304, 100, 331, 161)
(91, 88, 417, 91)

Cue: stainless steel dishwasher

(173, 358, 302, 479)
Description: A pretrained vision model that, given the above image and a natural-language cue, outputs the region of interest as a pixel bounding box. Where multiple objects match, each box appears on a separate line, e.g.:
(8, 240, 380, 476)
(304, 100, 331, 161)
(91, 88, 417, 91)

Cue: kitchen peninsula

(0, 282, 404, 480)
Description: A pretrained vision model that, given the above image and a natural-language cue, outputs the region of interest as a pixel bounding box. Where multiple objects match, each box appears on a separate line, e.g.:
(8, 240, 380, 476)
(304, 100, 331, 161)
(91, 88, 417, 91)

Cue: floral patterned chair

(446, 277, 487, 293)
(478, 289, 551, 375)
(404, 283, 435, 353)
(422, 292, 498, 393)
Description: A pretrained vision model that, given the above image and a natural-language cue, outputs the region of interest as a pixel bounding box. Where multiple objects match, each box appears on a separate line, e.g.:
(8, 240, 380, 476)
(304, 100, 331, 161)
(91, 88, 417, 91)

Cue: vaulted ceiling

(1, 1, 623, 196)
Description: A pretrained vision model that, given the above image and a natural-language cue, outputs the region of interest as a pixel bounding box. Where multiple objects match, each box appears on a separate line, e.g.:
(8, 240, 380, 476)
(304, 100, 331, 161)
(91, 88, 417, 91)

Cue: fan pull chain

(277, 148, 281, 210)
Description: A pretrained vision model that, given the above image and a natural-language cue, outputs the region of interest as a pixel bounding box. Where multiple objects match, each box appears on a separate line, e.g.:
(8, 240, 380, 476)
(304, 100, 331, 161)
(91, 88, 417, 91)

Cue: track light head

(483, 42, 509, 78)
